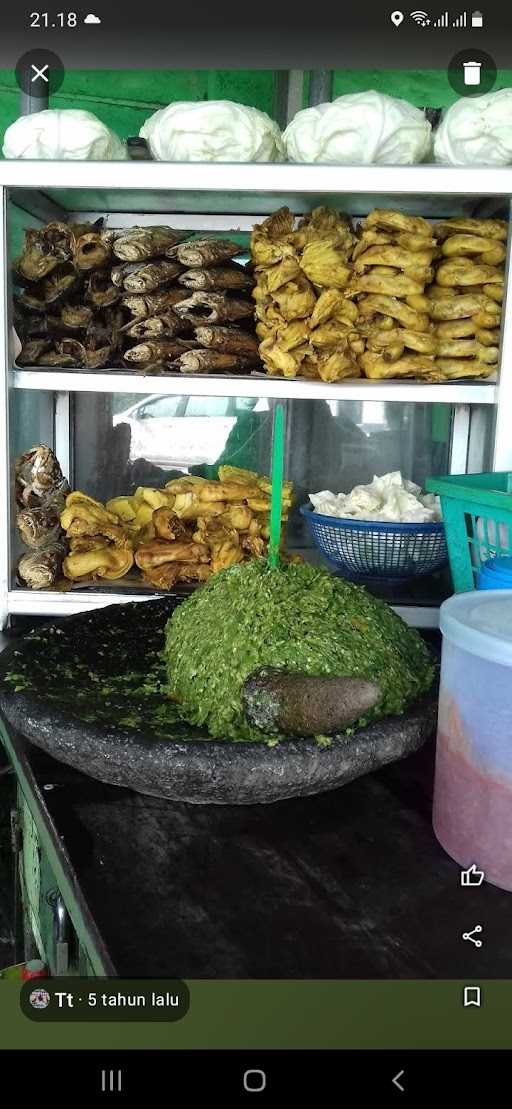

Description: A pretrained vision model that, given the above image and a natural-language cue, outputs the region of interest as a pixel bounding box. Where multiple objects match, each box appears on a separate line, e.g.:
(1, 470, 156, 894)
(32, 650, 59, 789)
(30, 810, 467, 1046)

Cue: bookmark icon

(463, 985, 482, 1007)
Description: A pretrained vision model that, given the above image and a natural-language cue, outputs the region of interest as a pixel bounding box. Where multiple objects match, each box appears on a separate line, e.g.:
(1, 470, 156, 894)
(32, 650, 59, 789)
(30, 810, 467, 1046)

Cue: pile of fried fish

(251, 206, 505, 382)
(14, 223, 259, 375)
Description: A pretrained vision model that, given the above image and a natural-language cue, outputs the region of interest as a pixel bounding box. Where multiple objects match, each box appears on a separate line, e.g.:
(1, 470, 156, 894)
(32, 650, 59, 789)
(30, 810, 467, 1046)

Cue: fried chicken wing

(63, 546, 134, 581)
(435, 260, 504, 288)
(60, 493, 118, 532)
(152, 507, 191, 542)
(432, 358, 496, 380)
(428, 293, 500, 320)
(142, 562, 212, 590)
(434, 218, 508, 242)
(135, 540, 209, 569)
(360, 351, 435, 379)
(357, 295, 430, 332)
(364, 210, 433, 238)
(300, 240, 351, 289)
(218, 504, 253, 530)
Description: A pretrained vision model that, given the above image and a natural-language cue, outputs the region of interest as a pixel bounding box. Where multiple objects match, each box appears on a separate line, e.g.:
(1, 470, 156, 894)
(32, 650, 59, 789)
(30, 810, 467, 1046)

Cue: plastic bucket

(433, 591, 512, 891)
(477, 556, 512, 590)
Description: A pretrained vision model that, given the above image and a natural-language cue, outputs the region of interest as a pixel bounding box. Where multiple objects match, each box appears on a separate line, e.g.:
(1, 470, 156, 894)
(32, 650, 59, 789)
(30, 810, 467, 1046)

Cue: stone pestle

(242, 667, 382, 736)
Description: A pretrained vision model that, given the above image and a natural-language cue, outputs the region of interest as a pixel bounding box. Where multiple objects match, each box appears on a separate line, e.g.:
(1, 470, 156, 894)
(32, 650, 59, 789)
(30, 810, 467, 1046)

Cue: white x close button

(31, 64, 49, 84)
(15, 50, 65, 96)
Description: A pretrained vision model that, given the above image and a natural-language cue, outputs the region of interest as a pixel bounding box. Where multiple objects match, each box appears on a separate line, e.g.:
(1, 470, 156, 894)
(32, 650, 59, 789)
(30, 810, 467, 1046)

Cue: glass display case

(2, 163, 510, 629)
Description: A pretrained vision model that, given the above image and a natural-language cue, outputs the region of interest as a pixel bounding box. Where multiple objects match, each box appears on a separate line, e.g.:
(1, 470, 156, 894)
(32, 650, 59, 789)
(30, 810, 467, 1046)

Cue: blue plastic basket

(300, 504, 448, 582)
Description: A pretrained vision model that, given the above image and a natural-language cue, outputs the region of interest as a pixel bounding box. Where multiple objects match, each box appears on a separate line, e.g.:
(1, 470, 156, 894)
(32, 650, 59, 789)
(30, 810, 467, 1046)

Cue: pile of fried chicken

(251, 206, 505, 382)
(59, 466, 294, 591)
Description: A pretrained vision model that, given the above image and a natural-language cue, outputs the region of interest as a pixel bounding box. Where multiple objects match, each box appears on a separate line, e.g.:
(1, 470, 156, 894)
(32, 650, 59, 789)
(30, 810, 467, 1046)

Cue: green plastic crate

(425, 471, 512, 593)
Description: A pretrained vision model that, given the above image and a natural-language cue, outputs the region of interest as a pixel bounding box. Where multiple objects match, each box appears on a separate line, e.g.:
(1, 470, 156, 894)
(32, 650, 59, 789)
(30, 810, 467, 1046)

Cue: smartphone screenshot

(0, 1, 511, 1097)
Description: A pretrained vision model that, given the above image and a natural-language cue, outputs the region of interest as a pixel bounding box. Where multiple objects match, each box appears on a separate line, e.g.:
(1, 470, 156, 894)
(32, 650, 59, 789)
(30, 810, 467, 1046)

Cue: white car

(113, 393, 268, 471)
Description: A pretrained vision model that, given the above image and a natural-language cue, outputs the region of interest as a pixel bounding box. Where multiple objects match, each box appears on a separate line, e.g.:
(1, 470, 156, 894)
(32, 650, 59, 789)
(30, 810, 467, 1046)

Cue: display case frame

(2, 161, 512, 629)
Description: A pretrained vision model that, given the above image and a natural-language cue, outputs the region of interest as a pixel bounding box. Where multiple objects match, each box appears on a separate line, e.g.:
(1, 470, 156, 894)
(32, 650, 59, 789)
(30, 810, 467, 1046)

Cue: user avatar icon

(29, 988, 51, 1010)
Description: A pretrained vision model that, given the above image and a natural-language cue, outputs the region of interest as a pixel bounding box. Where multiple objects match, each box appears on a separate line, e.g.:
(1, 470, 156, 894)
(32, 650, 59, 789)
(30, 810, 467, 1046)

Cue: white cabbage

(284, 90, 432, 165)
(434, 89, 512, 165)
(2, 109, 126, 160)
(140, 99, 284, 162)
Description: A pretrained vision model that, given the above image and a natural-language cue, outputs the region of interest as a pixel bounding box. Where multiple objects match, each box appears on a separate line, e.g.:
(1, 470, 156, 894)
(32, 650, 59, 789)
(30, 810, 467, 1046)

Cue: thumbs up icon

(461, 864, 485, 887)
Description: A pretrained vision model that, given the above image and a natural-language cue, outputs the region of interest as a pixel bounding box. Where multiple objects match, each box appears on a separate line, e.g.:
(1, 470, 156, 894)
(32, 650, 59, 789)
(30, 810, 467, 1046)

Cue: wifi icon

(410, 9, 430, 24)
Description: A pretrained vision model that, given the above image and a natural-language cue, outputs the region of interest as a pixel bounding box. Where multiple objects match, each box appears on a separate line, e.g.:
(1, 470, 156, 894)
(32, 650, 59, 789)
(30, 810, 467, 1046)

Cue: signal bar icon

(452, 10, 467, 26)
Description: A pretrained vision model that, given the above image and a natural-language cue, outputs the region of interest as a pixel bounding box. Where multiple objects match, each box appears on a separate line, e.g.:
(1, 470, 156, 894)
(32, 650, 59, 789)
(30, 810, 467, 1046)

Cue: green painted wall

(1, 66, 512, 148)
(332, 68, 512, 106)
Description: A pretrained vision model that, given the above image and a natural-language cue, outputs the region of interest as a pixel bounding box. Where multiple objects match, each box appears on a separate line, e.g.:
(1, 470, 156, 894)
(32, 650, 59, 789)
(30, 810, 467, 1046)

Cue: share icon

(462, 924, 484, 948)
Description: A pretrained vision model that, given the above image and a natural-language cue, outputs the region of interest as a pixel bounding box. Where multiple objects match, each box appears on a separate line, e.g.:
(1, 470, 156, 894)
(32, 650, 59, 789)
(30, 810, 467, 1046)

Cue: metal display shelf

(3, 160, 512, 205)
(7, 588, 439, 628)
(10, 369, 498, 405)
(2, 160, 512, 629)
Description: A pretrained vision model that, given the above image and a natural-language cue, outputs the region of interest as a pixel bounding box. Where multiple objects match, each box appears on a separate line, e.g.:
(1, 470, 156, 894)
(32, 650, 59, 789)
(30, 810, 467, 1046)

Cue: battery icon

(471, 10, 483, 26)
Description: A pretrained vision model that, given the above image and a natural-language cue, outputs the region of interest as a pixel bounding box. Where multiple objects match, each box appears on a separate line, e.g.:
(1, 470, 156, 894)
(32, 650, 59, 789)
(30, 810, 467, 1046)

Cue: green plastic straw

(268, 402, 285, 569)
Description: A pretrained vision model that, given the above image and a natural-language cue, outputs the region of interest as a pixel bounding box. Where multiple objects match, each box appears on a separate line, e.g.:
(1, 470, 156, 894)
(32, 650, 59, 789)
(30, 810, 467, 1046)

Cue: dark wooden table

(8, 727, 512, 979)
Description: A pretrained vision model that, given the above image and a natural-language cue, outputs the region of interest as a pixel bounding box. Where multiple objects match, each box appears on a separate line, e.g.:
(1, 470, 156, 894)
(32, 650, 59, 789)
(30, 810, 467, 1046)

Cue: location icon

(391, 10, 404, 25)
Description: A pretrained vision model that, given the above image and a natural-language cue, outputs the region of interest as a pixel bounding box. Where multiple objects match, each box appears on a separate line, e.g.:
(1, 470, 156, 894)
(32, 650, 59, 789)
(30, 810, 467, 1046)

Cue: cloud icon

(84, 12, 101, 23)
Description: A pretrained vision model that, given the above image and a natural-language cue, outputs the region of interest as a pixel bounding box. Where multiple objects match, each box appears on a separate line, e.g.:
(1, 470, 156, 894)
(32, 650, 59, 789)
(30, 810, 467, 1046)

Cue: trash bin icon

(463, 61, 482, 86)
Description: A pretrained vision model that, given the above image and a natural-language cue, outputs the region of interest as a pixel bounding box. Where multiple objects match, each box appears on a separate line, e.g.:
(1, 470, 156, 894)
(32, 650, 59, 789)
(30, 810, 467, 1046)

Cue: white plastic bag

(434, 89, 512, 165)
(2, 109, 126, 160)
(309, 471, 441, 523)
(140, 100, 284, 162)
(284, 90, 432, 165)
